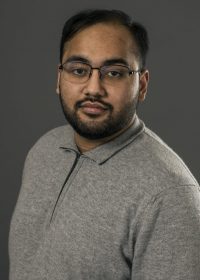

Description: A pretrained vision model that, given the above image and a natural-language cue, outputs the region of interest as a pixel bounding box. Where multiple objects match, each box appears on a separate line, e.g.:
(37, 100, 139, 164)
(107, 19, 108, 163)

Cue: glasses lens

(62, 62, 90, 83)
(60, 62, 133, 85)
(100, 65, 132, 85)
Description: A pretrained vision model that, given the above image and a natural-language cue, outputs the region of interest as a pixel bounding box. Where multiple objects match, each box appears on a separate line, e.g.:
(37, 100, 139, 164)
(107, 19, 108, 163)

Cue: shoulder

(35, 124, 72, 145)
(122, 125, 199, 196)
(25, 124, 73, 161)
(142, 127, 194, 179)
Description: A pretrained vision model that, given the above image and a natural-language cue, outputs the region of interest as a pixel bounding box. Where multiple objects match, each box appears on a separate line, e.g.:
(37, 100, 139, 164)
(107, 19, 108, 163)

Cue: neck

(74, 116, 136, 153)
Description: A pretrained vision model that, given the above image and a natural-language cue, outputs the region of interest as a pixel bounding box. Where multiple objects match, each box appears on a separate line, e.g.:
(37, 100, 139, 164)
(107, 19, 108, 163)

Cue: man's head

(59, 9, 149, 70)
(56, 9, 149, 141)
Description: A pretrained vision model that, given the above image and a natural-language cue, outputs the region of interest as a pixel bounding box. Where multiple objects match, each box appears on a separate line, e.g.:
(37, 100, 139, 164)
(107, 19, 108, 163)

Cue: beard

(59, 92, 139, 140)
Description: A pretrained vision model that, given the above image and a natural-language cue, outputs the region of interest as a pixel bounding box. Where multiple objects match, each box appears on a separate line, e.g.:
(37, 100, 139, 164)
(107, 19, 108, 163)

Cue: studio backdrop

(1, 1, 199, 279)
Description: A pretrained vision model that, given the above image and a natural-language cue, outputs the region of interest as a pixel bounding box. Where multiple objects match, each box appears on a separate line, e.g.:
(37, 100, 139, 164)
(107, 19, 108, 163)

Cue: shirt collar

(60, 115, 145, 165)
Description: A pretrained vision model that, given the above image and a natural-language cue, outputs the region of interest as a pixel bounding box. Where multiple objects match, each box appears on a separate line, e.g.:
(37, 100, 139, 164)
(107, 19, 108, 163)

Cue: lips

(79, 101, 109, 116)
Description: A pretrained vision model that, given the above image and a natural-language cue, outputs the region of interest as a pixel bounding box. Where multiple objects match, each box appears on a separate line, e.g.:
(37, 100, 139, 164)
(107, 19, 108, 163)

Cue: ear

(138, 69, 149, 102)
(56, 65, 61, 95)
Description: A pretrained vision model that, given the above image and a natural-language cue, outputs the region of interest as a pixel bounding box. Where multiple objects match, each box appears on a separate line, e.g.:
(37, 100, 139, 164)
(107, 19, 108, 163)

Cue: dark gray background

(1, 0, 199, 278)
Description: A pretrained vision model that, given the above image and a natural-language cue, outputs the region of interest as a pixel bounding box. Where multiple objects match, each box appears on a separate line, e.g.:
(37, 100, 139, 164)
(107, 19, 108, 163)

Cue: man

(9, 9, 200, 280)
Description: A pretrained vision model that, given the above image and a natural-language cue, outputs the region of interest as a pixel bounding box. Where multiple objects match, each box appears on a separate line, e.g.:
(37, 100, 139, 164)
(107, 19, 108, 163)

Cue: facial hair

(59, 90, 139, 140)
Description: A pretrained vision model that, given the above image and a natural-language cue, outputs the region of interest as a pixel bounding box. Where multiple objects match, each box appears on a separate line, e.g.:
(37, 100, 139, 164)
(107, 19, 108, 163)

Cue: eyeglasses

(59, 61, 141, 85)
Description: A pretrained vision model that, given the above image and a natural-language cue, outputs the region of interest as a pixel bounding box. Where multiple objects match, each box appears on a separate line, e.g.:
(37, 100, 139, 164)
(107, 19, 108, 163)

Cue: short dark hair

(59, 9, 149, 69)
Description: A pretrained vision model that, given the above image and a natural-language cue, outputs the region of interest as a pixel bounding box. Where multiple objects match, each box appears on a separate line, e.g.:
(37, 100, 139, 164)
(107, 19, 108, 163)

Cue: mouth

(78, 101, 110, 116)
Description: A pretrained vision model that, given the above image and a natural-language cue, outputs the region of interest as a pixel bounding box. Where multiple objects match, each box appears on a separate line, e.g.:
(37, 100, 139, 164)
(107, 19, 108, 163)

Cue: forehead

(62, 23, 139, 66)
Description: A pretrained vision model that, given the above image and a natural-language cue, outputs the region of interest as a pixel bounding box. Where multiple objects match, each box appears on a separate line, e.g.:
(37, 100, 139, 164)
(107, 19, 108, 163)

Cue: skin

(56, 22, 149, 153)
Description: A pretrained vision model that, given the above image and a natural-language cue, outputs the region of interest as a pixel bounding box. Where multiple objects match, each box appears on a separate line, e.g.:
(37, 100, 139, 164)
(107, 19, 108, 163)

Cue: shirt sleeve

(131, 184, 200, 280)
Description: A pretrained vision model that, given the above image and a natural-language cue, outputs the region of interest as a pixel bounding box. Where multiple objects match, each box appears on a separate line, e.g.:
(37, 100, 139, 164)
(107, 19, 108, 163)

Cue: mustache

(75, 96, 113, 110)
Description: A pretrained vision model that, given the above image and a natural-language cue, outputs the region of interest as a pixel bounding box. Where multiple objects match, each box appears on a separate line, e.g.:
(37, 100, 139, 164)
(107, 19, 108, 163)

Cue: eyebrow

(103, 58, 129, 67)
(65, 56, 89, 64)
(64, 56, 130, 67)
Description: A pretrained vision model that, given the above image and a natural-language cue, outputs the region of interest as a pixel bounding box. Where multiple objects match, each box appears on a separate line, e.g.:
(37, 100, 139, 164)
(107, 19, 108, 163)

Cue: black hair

(59, 9, 149, 69)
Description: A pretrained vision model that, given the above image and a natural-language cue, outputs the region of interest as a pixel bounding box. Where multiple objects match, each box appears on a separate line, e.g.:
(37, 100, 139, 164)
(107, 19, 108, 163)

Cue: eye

(103, 66, 127, 79)
(72, 68, 88, 76)
(64, 62, 90, 77)
(107, 70, 122, 78)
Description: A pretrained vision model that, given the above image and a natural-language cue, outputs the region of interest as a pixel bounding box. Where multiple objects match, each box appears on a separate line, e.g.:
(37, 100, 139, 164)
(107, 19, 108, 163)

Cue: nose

(83, 69, 106, 97)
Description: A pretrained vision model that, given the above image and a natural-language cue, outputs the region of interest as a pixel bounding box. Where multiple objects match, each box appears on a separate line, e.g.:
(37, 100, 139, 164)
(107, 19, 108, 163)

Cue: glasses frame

(59, 61, 141, 84)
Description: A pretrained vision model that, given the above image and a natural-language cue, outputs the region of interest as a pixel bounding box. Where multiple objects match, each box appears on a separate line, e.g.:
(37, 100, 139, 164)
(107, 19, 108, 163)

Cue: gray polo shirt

(9, 116, 200, 279)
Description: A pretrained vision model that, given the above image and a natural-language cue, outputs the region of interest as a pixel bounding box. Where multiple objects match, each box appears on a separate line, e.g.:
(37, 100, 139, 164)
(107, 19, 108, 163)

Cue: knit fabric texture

(9, 116, 200, 280)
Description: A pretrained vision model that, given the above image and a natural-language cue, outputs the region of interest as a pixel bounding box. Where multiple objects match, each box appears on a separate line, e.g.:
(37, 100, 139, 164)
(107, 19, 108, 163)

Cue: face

(57, 23, 149, 140)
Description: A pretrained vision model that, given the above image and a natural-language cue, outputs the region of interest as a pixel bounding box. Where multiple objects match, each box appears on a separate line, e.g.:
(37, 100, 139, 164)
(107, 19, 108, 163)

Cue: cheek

(60, 82, 83, 105)
(109, 84, 137, 109)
